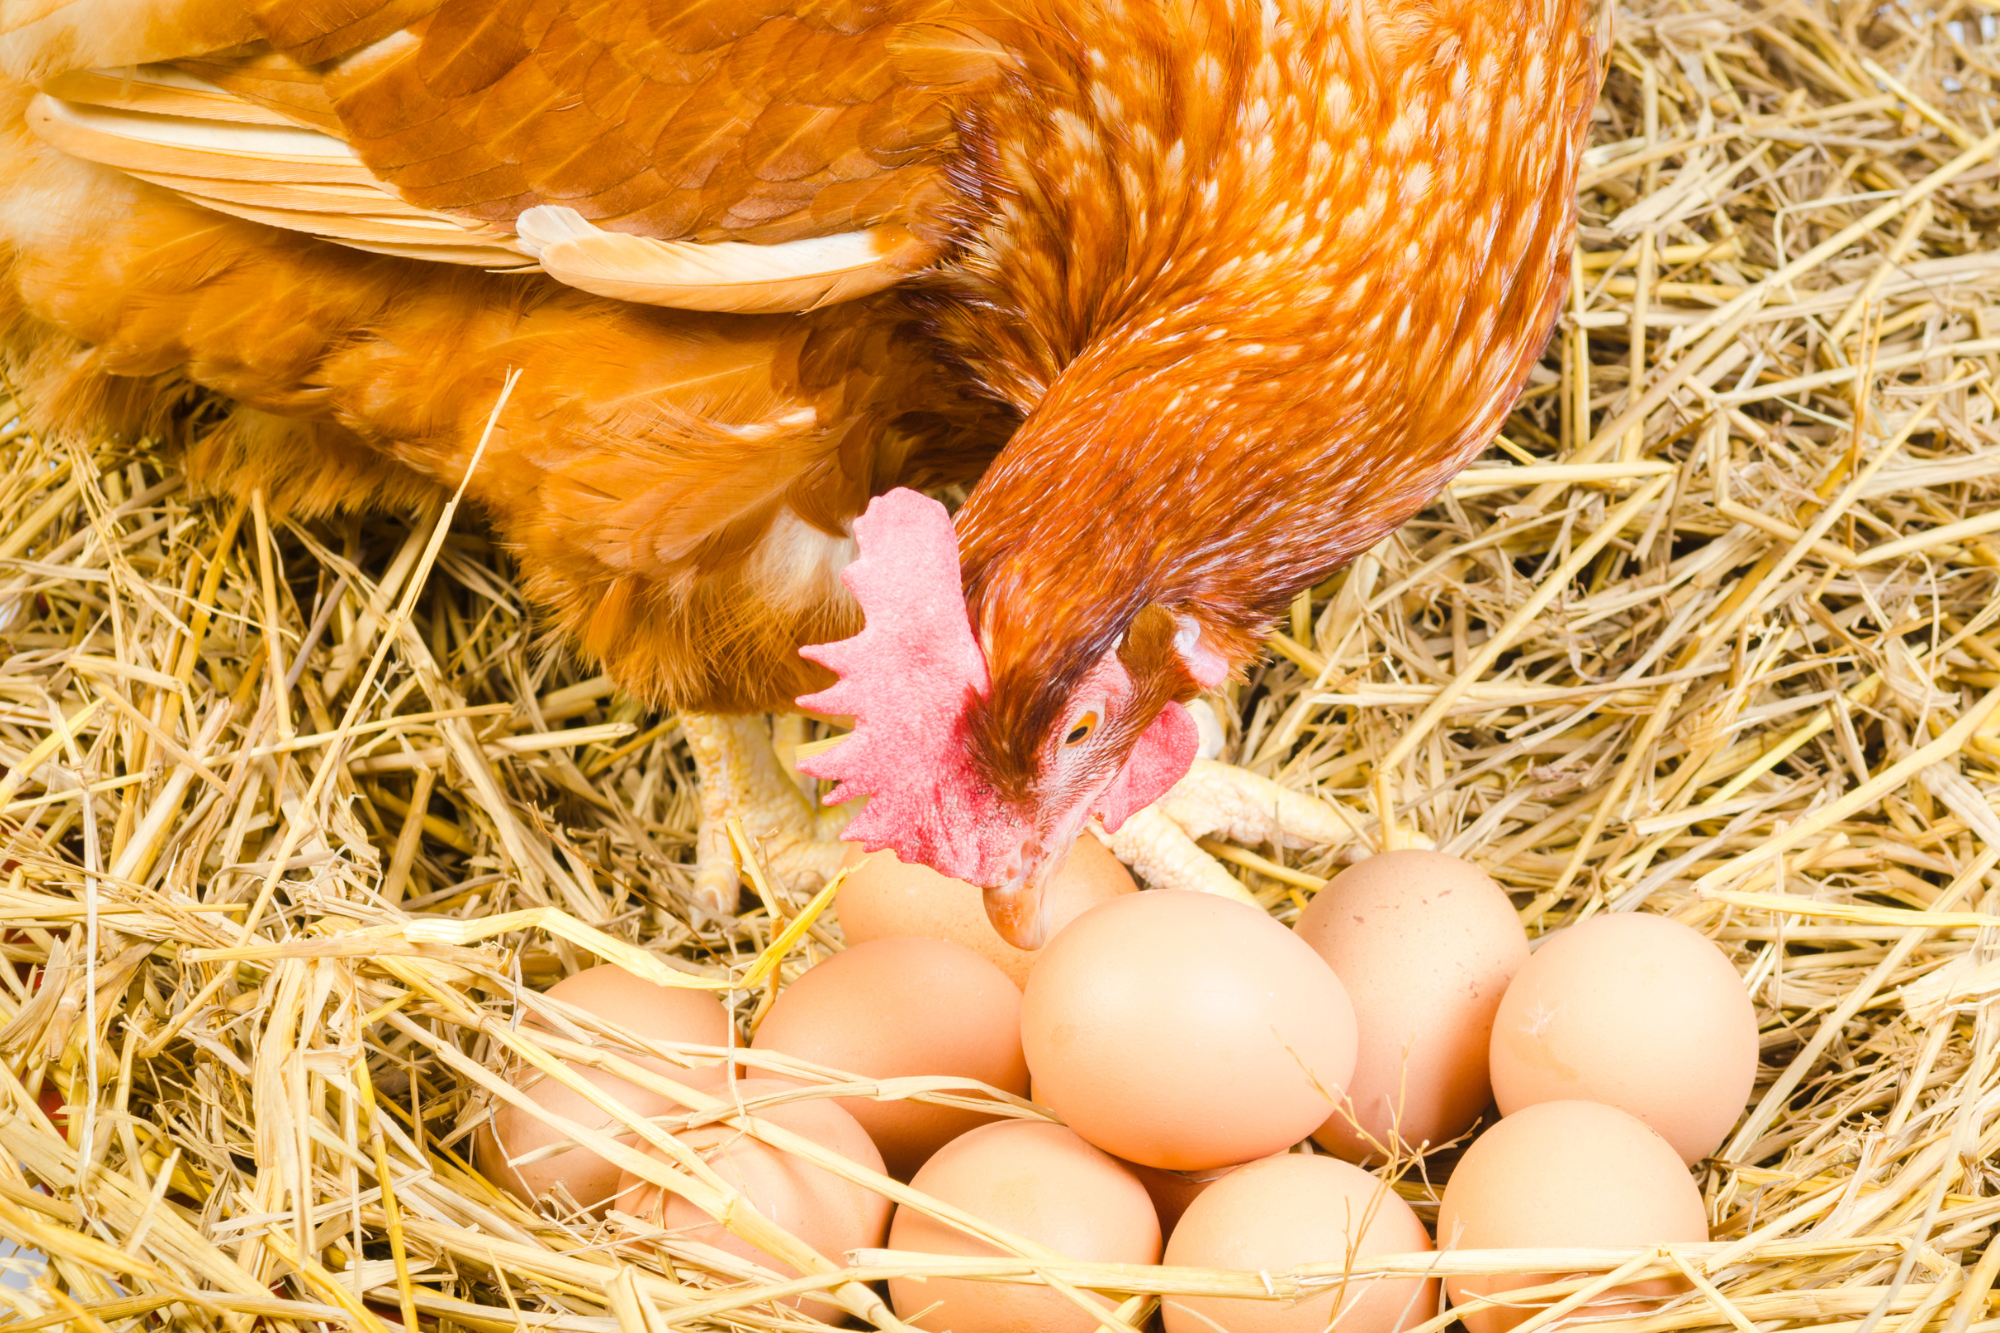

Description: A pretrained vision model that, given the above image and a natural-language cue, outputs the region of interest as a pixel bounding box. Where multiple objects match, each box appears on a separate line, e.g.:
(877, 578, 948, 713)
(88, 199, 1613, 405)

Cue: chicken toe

(1150, 757, 1362, 849)
(682, 713, 852, 916)
(1093, 704, 1366, 902)
(1092, 801, 1259, 903)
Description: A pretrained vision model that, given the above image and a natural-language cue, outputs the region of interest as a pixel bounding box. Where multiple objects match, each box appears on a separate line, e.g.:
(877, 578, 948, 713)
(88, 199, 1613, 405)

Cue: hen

(0, 0, 1600, 945)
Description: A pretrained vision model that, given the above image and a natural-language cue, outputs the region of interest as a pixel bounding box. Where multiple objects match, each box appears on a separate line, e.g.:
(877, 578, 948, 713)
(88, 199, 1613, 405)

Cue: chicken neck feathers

(936, 0, 1602, 786)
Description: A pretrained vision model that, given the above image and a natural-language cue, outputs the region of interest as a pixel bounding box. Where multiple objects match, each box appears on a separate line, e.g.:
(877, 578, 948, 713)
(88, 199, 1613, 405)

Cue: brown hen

(0, 0, 1601, 941)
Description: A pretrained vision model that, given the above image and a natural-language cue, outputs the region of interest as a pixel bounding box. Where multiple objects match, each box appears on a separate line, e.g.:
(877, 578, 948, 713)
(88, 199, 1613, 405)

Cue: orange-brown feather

(0, 0, 1599, 764)
(247, 0, 1002, 249)
(0, 74, 1008, 710)
(941, 0, 1601, 793)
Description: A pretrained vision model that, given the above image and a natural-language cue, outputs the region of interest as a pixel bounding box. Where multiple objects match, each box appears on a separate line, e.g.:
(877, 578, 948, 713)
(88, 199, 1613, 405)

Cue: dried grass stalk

(10, 0, 2000, 1328)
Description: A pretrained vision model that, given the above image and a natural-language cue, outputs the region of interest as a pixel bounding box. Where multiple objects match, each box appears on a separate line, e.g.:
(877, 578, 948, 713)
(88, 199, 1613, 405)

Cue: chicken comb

(796, 489, 1016, 879)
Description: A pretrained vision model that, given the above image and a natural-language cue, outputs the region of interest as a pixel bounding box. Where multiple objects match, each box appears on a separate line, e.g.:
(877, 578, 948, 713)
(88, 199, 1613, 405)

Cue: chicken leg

(683, 704, 1369, 917)
(1093, 703, 1367, 901)
(682, 714, 853, 915)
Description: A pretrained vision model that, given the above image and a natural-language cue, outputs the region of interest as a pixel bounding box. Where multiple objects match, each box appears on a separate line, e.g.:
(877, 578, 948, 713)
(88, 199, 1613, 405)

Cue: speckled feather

(250, 0, 1003, 246)
(0, 0, 1600, 787)
(942, 0, 1601, 790)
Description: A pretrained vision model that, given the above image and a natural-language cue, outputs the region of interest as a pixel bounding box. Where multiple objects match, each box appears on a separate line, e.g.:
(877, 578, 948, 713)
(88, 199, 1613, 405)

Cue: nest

(8, 0, 2000, 1328)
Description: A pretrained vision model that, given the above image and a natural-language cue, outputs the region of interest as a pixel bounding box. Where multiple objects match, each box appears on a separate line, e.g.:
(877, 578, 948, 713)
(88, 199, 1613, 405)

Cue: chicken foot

(682, 713, 853, 915)
(683, 704, 1367, 919)
(1092, 704, 1366, 902)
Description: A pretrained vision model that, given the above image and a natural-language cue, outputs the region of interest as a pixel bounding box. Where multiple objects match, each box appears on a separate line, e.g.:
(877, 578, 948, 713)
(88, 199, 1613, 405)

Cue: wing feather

(9, 0, 1013, 309)
(26, 87, 531, 264)
(177, 50, 343, 132)
(44, 67, 296, 125)
(0, 0, 258, 83)
(516, 204, 939, 312)
(248, 0, 438, 67)
(30, 93, 377, 179)
(299, 0, 1006, 247)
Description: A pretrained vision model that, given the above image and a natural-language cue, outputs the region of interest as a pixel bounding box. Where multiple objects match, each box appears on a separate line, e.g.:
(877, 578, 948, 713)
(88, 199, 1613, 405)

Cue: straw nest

(7, 0, 2000, 1329)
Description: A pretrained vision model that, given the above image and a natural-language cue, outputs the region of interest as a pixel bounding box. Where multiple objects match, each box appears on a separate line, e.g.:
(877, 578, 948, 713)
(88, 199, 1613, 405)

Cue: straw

(8, 1, 2000, 1327)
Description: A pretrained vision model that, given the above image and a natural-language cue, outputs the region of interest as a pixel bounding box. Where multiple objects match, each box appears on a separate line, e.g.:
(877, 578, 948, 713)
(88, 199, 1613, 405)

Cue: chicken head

(798, 489, 1203, 947)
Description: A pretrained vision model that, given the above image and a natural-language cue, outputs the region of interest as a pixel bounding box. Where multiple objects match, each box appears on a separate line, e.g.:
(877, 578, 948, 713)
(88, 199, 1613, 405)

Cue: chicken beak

(982, 851, 1062, 951)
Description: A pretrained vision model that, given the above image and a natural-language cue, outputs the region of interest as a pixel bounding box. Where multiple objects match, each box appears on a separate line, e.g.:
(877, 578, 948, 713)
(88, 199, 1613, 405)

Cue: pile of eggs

(477, 840, 1759, 1332)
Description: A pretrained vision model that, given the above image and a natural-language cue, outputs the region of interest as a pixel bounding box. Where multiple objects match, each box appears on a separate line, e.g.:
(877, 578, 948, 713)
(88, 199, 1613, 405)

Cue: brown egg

(1022, 890, 1357, 1170)
(1124, 1158, 1252, 1237)
(752, 937, 1028, 1177)
(1489, 912, 1758, 1164)
(477, 1063, 677, 1212)
(478, 963, 735, 1212)
(616, 1076, 891, 1315)
(888, 1120, 1161, 1333)
(835, 838, 1135, 986)
(1295, 851, 1528, 1161)
(1164, 1154, 1437, 1333)
(536, 963, 734, 1061)
(1436, 1101, 1707, 1333)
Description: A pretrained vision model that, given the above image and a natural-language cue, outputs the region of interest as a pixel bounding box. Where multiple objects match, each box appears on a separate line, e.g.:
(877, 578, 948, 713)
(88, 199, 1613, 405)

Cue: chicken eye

(1064, 711, 1099, 746)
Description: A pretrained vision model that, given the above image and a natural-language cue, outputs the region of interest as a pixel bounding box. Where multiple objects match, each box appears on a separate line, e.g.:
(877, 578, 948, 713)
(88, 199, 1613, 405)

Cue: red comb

(796, 490, 1015, 879)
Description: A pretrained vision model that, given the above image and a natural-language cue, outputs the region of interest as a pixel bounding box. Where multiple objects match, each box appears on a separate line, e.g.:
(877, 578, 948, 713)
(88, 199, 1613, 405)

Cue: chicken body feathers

(940, 0, 1601, 785)
(9, 0, 997, 282)
(0, 67, 1007, 709)
(0, 0, 1600, 725)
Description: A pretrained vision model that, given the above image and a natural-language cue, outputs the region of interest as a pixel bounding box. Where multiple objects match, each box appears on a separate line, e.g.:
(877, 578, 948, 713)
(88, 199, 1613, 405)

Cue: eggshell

(1436, 1101, 1707, 1333)
(752, 937, 1028, 1176)
(478, 963, 736, 1212)
(477, 1063, 674, 1212)
(1164, 1155, 1438, 1333)
(616, 1077, 891, 1315)
(888, 1121, 1161, 1333)
(835, 838, 1135, 986)
(1295, 851, 1528, 1161)
(1123, 1158, 1251, 1237)
(1489, 912, 1757, 1164)
(537, 963, 734, 1061)
(1022, 889, 1358, 1170)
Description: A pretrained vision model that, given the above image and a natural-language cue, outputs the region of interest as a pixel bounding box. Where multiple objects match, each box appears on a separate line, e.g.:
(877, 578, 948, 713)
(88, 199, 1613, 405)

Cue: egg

(1489, 912, 1757, 1164)
(1163, 1154, 1437, 1333)
(834, 838, 1135, 986)
(479, 1063, 670, 1211)
(477, 963, 734, 1211)
(1123, 1158, 1251, 1236)
(1022, 889, 1358, 1170)
(752, 937, 1029, 1176)
(616, 1076, 891, 1315)
(888, 1120, 1161, 1333)
(1436, 1100, 1706, 1333)
(1294, 851, 1528, 1161)
(537, 963, 734, 1059)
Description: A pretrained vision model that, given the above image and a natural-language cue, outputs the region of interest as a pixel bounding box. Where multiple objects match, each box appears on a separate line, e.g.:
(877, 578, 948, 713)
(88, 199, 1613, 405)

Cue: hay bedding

(7, 0, 2000, 1328)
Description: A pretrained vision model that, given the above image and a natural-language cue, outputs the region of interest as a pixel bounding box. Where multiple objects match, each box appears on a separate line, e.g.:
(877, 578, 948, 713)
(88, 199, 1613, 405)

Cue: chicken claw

(684, 706, 1365, 921)
(1093, 703, 1364, 902)
(682, 713, 852, 916)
